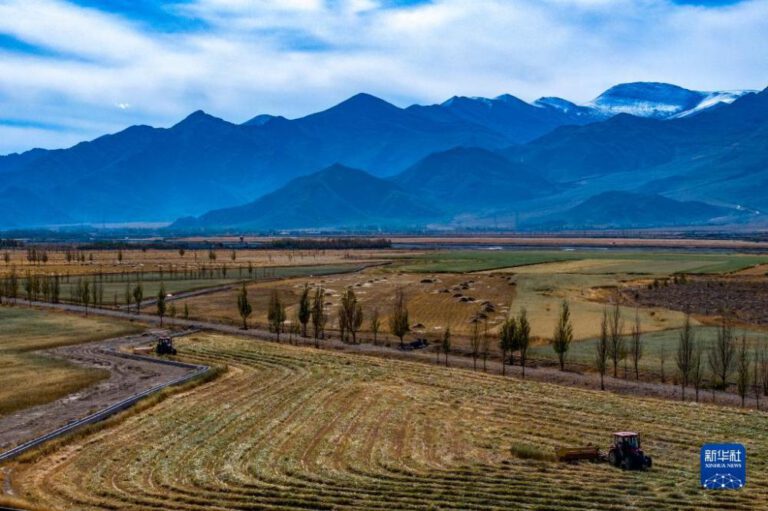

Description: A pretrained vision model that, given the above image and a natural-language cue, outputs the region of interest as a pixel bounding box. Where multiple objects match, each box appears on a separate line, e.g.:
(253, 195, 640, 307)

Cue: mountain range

(1, 81, 765, 231)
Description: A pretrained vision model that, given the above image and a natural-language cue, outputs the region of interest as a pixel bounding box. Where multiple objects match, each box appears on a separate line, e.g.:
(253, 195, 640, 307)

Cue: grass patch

(0, 306, 140, 417)
(14, 364, 225, 465)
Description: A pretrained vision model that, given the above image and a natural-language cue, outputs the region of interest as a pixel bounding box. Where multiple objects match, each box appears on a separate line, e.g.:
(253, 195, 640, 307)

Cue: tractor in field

(155, 336, 177, 355)
(607, 432, 652, 470)
(555, 431, 652, 470)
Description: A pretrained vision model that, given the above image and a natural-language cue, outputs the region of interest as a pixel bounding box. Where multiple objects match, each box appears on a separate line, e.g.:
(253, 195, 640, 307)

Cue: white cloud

(0, 0, 766, 154)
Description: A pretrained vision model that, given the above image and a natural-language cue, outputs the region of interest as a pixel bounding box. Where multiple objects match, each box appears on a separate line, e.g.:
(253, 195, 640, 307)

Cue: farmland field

(529, 325, 768, 379)
(170, 268, 516, 337)
(54, 262, 371, 307)
(174, 252, 725, 343)
(0, 247, 402, 278)
(6, 333, 768, 510)
(0, 307, 140, 416)
(398, 250, 768, 274)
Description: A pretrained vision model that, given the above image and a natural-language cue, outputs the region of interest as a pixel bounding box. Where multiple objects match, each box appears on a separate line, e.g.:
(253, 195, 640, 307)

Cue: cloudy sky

(0, 0, 766, 154)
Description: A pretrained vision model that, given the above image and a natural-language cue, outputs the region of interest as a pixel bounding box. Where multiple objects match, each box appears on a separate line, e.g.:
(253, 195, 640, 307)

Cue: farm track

(9, 333, 768, 510)
(8, 297, 759, 409)
(0, 330, 199, 454)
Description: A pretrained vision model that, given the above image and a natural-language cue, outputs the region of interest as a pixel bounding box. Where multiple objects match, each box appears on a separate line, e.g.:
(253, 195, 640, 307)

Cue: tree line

(237, 287, 768, 407)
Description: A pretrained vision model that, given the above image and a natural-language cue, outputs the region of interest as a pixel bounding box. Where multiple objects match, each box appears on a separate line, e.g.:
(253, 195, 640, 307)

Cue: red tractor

(607, 432, 652, 470)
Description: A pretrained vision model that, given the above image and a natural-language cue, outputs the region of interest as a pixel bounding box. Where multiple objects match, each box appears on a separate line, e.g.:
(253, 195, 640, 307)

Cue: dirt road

(11, 299, 760, 410)
(0, 329, 193, 452)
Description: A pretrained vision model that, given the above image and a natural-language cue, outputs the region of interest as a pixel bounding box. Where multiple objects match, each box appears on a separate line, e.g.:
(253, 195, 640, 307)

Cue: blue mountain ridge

(0, 82, 763, 230)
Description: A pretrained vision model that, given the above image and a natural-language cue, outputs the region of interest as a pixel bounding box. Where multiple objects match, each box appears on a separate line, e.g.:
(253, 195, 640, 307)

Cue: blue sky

(0, 0, 766, 154)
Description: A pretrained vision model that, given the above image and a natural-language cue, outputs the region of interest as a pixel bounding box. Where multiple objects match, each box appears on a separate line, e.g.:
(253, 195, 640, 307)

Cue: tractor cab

(615, 432, 640, 450)
(608, 432, 652, 470)
(155, 336, 177, 355)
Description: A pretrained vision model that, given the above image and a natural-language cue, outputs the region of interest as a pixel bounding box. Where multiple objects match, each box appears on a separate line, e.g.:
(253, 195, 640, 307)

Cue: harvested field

(7, 333, 768, 510)
(0, 248, 398, 278)
(172, 258, 692, 345)
(625, 276, 768, 326)
(0, 307, 140, 417)
(172, 269, 515, 338)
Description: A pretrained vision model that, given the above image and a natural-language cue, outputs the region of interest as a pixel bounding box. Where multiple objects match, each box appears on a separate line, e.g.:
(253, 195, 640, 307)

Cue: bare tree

(132, 283, 143, 315)
(310, 286, 326, 347)
(499, 316, 517, 376)
(470, 316, 481, 371)
(708, 315, 735, 392)
(607, 301, 625, 378)
(691, 338, 705, 403)
(268, 290, 286, 342)
(517, 308, 531, 379)
(736, 333, 750, 408)
(595, 308, 609, 391)
(629, 309, 643, 380)
(552, 300, 573, 371)
(237, 283, 252, 330)
(80, 279, 90, 316)
(389, 288, 410, 348)
(481, 317, 491, 372)
(337, 303, 347, 343)
(753, 345, 763, 411)
(157, 282, 167, 326)
(660, 343, 667, 384)
(168, 302, 177, 325)
(298, 284, 311, 337)
(442, 327, 451, 367)
(675, 314, 695, 401)
(369, 307, 381, 345)
(760, 343, 768, 400)
(339, 288, 364, 344)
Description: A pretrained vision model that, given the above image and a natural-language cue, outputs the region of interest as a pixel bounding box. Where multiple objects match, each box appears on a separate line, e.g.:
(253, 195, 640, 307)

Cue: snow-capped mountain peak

(589, 82, 753, 119)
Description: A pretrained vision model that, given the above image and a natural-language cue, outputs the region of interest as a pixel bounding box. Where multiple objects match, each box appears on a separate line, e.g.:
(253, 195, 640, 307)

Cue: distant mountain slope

(407, 94, 604, 144)
(0, 95, 511, 225)
(174, 164, 440, 231)
(506, 87, 768, 184)
(0, 187, 72, 228)
(532, 191, 740, 229)
(392, 147, 554, 211)
(0, 82, 762, 228)
(289, 93, 509, 175)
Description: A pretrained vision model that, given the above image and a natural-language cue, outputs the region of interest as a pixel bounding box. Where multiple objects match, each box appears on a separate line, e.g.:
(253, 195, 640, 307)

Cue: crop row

(11, 333, 768, 510)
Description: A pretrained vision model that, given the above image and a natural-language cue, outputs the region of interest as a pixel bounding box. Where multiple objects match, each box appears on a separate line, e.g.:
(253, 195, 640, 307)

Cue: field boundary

(0, 351, 208, 465)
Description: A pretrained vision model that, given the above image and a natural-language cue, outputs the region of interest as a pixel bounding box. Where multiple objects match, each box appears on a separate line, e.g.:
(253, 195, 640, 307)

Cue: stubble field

(6, 332, 768, 510)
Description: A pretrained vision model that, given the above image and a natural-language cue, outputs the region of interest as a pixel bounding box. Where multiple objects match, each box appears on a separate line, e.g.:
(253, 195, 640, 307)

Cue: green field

(398, 250, 768, 274)
(0, 307, 141, 416)
(530, 325, 768, 380)
(50, 263, 372, 305)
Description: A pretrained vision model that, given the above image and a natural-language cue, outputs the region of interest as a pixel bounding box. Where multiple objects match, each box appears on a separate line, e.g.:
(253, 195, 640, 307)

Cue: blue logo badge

(701, 444, 746, 489)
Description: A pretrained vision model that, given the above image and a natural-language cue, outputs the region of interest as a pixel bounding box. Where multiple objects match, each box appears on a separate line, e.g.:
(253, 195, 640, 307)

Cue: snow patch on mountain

(589, 82, 753, 120)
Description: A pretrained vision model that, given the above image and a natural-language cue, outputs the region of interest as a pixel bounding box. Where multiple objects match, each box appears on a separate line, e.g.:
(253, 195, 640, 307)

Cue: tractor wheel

(608, 450, 618, 467)
(644, 456, 652, 470)
(620, 458, 630, 470)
